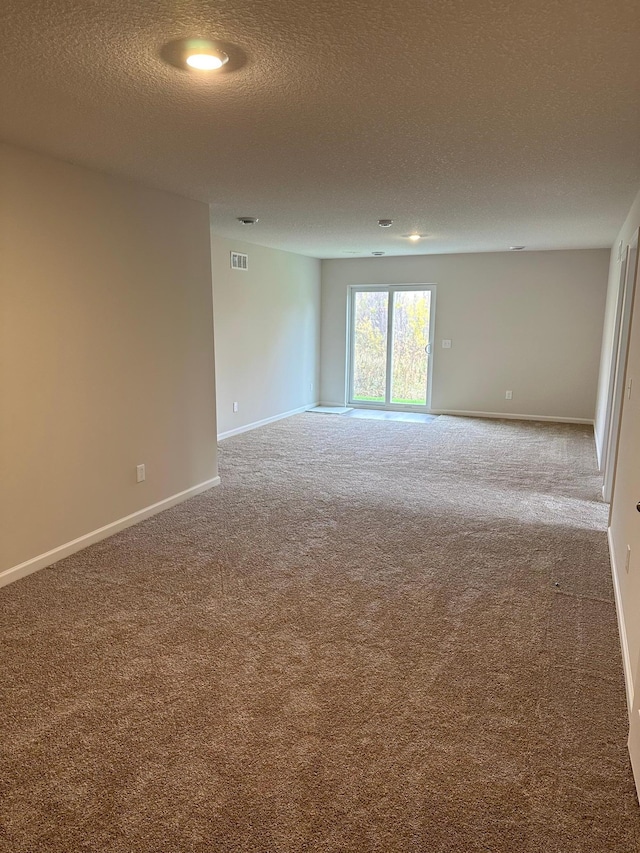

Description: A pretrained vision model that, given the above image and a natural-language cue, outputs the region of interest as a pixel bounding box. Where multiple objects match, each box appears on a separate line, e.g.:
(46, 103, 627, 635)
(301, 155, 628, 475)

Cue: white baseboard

(430, 409, 594, 425)
(218, 403, 318, 441)
(608, 526, 634, 715)
(0, 476, 221, 590)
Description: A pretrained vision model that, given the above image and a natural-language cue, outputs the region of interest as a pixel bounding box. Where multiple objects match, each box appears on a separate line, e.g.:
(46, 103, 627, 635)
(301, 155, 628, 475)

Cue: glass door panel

(351, 290, 389, 404)
(390, 289, 431, 406)
(349, 284, 435, 409)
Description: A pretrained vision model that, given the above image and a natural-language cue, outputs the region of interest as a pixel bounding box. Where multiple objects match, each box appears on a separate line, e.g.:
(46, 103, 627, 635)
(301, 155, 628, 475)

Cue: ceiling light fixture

(161, 38, 237, 73)
(408, 234, 422, 241)
(237, 216, 258, 225)
(510, 245, 526, 251)
(372, 251, 385, 256)
(186, 50, 228, 70)
(378, 219, 393, 227)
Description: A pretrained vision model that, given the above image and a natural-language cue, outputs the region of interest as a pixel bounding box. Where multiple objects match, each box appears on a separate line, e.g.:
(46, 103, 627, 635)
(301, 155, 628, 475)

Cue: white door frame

(603, 230, 639, 505)
(346, 284, 437, 412)
(600, 248, 628, 476)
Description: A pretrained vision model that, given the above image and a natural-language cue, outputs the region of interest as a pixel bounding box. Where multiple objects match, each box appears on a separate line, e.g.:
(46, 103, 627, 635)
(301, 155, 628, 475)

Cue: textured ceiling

(1, 0, 640, 258)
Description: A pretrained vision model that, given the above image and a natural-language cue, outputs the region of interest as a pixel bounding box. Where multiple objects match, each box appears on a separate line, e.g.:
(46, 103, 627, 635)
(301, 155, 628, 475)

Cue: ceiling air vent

(230, 251, 248, 271)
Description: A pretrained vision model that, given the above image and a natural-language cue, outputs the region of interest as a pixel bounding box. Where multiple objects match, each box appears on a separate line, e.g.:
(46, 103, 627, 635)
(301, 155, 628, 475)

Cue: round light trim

(408, 234, 421, 241)
(378, 219, 393, 227)
(161, 38, 240, 74)
(186, 51, 227, 70)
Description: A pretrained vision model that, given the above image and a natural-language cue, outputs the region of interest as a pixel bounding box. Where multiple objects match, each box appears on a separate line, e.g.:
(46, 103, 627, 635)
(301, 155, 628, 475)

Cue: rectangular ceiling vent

(230, 251, 248, 271)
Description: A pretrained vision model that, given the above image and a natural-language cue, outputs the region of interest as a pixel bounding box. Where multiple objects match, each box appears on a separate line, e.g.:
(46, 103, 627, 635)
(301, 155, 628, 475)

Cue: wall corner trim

(608, 525, 634, 715)
(0, 476, 221, 590)
(594, 421, 603, 470)
(217, 404, 318, 441)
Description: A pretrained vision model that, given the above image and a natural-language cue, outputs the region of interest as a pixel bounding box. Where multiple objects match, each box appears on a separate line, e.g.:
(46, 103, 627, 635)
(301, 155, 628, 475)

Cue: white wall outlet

(627, 378, 633, 401)
(310, 382, 314, 392)
(505, 390, 513, 400)
(233, 401, 239, 413)
(626, 545, 631, 573)
(136, 464, 145, 483)
(442, 339, 452, 349)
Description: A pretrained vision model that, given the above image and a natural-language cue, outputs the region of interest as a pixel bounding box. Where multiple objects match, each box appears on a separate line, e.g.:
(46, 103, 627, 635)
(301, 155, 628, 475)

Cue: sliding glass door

(348, 285, 435, 410)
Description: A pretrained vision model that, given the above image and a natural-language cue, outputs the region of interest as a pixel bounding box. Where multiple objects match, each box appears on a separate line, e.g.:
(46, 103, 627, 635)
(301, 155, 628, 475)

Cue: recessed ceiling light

(372, 251, 385, 256)
(237, 216, 258, 225)
(186, 50, 228, 70)
(408, 234, 422, 241)
(378, 219, 393, 228)
(161, 38, 238, 73)
(510, 245, 526, 250)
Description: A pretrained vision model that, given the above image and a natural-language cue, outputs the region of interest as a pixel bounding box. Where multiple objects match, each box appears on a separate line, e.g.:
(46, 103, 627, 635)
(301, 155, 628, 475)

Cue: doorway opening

(347, 285, 436, 411)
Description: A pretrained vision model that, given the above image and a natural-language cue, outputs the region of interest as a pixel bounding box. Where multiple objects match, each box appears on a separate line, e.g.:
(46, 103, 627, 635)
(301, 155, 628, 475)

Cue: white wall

(321, 250, 609, 420)
(211, 235, 321, 437)
(603, 185, 640, 708)
(0, 143, 218, 581)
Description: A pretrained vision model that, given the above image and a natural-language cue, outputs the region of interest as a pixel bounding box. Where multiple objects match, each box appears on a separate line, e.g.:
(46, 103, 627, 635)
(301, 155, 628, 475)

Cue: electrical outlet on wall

(626, 545, 631, 573)
(136, 464, 145, 483)
(233, 402, 239, 413)
(505, 390, 513, 400)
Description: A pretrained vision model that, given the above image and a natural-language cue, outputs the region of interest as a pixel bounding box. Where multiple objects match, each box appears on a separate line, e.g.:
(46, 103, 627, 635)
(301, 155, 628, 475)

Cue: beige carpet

(1, 414, 639, 852)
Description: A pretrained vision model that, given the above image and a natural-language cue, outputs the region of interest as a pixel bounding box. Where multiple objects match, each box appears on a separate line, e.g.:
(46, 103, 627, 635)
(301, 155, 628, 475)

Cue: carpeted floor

(1, 414, 639, 852)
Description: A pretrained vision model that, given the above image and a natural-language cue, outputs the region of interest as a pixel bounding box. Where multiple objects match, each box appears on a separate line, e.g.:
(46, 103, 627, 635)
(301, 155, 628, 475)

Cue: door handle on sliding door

(425, 344, 432, 355)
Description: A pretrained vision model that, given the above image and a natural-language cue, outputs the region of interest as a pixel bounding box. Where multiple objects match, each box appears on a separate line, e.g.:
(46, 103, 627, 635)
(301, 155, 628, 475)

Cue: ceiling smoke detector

(372, 251, 385, 256)
(377, 219, 393, 227)
(237, 217, 259, 225)
(510, 245, 526, 250)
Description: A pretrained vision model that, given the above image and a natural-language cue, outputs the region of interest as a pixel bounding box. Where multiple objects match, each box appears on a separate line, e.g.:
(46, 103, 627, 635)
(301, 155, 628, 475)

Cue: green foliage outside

(352, 291, 388, 401)
(353, 290, 430, 405)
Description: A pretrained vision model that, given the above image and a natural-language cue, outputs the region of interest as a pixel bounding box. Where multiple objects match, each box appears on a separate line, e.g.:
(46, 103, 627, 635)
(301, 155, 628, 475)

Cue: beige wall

(321, 250, 609, 420)
(211, 234, 321, 437)
(604, 184, 640, 708)
(0, 143, 217, 577)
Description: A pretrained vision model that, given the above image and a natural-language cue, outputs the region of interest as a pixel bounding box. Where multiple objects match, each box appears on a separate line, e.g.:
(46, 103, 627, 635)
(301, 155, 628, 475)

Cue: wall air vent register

(230, 252, 248, 271)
